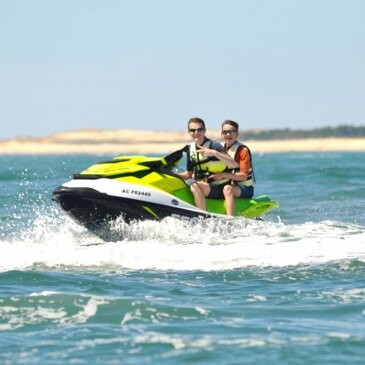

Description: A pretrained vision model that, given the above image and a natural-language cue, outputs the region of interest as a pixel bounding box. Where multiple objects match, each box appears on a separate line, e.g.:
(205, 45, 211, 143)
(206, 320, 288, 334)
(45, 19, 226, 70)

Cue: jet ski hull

(53, 185, 212, 241)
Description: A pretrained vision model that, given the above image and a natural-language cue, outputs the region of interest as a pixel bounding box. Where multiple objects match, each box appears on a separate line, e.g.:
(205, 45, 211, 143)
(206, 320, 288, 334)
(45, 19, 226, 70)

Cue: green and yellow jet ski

(52, 148, 279, 241)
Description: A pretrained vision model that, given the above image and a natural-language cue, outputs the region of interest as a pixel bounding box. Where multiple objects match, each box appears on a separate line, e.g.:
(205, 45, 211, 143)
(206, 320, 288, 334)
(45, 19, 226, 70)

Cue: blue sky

(1, 0, 364, 139)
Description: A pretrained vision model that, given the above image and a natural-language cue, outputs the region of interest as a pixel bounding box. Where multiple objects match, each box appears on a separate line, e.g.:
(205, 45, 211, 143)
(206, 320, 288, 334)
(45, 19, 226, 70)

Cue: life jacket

(189, 139, 226, 180)
(218, 141, 255, 187)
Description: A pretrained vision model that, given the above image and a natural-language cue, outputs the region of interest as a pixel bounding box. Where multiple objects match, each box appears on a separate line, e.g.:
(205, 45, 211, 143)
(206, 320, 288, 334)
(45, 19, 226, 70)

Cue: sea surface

(0, 152, 364, 364)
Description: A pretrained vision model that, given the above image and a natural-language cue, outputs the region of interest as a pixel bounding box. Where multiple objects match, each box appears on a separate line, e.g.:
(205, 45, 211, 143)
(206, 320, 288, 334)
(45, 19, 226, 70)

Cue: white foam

(0, 291, 110, 331)
(1, 214, 365, 272)
(319, 287, 365, 304)
(60, 297, 109, 324)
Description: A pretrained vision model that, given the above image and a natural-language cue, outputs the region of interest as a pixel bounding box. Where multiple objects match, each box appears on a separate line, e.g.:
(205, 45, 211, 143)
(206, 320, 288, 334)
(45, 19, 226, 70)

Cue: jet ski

(52, 148, 279, 241)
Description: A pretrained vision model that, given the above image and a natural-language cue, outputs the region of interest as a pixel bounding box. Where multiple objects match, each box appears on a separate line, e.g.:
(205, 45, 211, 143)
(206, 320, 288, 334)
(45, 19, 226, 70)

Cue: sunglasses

(221, 129, 237, 135)
(189, 127, 205, 133)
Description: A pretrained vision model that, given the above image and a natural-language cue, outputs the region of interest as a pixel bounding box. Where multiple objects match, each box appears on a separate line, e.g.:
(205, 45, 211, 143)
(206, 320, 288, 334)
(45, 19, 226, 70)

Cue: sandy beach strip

(0, 130, 364, 155)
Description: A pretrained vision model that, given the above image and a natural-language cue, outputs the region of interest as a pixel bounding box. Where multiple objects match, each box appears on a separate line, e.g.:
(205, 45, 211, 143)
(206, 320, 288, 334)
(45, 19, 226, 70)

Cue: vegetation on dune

(243, 125, 365, 140)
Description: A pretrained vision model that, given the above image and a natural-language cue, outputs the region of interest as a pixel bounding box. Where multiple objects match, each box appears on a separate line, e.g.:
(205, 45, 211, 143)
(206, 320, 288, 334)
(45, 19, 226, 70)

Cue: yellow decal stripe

(142, 206, 160, 219)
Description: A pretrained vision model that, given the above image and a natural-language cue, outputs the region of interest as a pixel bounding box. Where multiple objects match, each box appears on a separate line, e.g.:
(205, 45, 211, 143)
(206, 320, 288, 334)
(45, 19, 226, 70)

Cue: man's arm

(196, 146, 239, 168)
(177, 170, 193, 180)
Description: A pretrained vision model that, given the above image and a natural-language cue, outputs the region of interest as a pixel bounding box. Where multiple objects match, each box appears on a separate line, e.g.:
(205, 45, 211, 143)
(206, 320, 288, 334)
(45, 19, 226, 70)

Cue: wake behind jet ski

(52, 148, 279, 241)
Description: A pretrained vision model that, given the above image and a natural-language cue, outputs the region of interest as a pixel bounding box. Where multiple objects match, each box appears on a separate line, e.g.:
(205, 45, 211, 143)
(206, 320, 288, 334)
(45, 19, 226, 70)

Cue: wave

(1, 209, 364, 272)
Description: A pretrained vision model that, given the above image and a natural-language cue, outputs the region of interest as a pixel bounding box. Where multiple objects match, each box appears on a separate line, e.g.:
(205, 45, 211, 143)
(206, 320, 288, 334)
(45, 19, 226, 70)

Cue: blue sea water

(0, 152, 364, 364)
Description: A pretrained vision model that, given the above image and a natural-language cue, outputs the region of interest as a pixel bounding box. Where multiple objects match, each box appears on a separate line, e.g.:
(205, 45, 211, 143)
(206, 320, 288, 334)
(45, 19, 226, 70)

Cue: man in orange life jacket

(207, 120, 255, 215)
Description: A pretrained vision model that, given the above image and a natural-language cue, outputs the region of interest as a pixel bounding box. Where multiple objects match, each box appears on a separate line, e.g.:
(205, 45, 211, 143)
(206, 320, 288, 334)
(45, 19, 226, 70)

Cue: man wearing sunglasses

(209, 120, 255, 215)
(178, 117, 238, 211)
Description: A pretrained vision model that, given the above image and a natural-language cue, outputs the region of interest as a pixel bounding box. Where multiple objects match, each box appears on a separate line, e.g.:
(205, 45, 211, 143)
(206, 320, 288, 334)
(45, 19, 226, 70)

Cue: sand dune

(0, 129, 364, 155)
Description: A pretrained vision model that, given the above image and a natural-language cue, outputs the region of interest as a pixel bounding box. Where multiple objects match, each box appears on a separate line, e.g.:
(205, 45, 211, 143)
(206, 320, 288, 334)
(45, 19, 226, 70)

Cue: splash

(1, 207, 365, 272)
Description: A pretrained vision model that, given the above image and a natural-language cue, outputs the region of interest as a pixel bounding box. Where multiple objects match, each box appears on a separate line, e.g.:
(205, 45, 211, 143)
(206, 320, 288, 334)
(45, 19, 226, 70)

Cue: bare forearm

(222, 171, 247, 181)
(213, 151, 239, 168)
(177, 171, 193, 180)
(196, 145, 239, 168)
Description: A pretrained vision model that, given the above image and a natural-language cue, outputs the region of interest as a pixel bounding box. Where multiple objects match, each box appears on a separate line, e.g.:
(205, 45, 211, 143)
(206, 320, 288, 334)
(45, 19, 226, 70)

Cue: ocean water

(0, 152, 364, 364)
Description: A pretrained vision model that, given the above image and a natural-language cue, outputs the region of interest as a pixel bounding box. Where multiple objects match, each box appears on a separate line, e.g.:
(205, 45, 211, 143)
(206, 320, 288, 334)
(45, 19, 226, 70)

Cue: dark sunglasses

(221, 129, 237, 135)
(189, 127, 205, 133)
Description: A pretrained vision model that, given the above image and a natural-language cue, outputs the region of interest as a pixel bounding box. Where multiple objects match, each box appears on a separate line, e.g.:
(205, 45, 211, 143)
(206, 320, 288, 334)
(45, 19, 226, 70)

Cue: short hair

(222, 120, 239, 131)
(188, 117, 206, 129)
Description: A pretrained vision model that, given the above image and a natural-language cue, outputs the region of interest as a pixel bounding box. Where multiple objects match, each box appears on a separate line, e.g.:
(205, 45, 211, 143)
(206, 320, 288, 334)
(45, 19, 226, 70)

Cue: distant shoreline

(0, 130, 364, 154)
